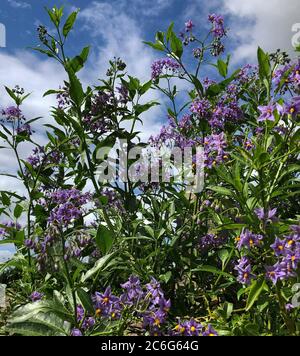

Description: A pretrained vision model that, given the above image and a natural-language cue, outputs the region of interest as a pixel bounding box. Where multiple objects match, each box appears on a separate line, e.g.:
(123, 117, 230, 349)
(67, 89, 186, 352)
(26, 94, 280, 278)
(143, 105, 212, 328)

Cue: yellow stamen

(154, 318, 160, 326)
(209, 333, 216, 336)
(103, 297, 109, 304)
(290, 107, 295, 114)
(96, 309, 102, 316)
(190, 326, 196, 332)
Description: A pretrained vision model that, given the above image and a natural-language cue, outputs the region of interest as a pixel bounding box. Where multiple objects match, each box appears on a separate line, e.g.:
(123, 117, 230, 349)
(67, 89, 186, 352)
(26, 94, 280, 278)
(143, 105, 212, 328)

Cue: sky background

(0, 0, 300, 259)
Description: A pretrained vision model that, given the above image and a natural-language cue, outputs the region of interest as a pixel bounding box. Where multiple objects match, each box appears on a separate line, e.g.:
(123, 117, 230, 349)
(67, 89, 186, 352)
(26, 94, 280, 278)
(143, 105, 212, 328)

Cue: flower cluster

(190, 95, 242, 130)
(255, 207, 277, 223)
(0, 221, 21, 239)
(199, 233, 226, 250)
(29, 291, 44, 302)
(272, 60, 300, 92)
(47, 189, 91, 226)
(208, 14, 227, 56)
(1, 106, 23, 122)
(151, 58, 181, 80)
(204, 132, 228, 168)
(173, 320, 218, 336)
(26, 146, 61, 173)
(235, 256, 256, 285)
(69, 276, 218, 336)
(266, 225, 300, 284)
(236, 229, 263, 250)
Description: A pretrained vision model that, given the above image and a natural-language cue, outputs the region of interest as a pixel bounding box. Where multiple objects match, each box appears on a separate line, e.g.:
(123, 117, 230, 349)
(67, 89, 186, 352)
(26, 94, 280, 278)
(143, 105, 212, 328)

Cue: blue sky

(0, 0, 299, 258)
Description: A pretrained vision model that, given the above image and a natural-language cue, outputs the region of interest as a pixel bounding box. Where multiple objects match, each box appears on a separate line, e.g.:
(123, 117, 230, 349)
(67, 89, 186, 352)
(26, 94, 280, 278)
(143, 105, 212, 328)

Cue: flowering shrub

(0, 6, 299, 336)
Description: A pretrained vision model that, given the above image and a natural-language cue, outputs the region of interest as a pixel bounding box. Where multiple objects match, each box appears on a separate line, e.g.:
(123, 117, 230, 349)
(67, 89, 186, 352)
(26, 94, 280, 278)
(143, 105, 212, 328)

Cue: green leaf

(139, 80, 152, 95)
(31, 47, 56, 59)
(1, 192, 11, 206)
(190, 75, 204, 96)
(217, 59, 228, 78)
(77, 288, 94, 315)
(208, 186, 233, 197)
(166, 22, 174, 42)
(191, 265, 234, 280)
(63, 10, 78, 37)
(95, 225, 114, 255)
(245, 277, 267, 311)
(14, 204, 23, 219)
(67, 46, 90, 73)
(43, 89, 61, 97)
(143, 41, 165, 51)
(81, 253, 115, 282)
(257, 47, 271, 81)
(218, 249, 229, 268)
(170, 32, 183, 58)
(67, 71, 84, 107)
(5, 86, 18, 103)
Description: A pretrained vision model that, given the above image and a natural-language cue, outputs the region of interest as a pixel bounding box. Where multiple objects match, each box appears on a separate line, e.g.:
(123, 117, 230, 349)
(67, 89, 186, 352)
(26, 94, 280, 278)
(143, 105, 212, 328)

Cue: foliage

(0, 9, 299, 336)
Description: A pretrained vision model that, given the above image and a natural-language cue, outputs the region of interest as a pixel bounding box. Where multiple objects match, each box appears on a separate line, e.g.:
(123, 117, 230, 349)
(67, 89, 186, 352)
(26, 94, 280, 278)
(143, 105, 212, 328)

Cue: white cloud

(0, 51, 65, 194)
(221, 0, 300, 63)
(79, 1, 167, 140)
(0, 249, 14, 262)
(183, 0, 299, 63)
(7, 0, 31, 9)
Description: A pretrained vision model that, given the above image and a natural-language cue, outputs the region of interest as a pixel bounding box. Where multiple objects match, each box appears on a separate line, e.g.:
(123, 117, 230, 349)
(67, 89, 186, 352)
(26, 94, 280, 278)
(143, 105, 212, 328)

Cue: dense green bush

(0, 7, 299, 336)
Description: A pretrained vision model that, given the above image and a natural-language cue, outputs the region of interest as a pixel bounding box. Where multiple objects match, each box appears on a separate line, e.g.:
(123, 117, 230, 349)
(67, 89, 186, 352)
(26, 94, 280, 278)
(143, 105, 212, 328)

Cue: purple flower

(76, 305, 85, 322)
(285, 303, 295, 312)
(121, 275, 144, 304)
(1, 106, 23, 121)
(17, 123, 33, 136)
(257, 103, 276, 122)
(236, 229, 263, 250)
(93, 287, 120, 317)
(151, 58, 180, 80)
(146, 278, 164, 304)
(185, 319, 202, 336)
(82, 317, 95, 330)
(254, 207, 277, 222)
(204, 132, 228, 169)
(71, 328, 83, 336)
(143, 309, 166, 329)
(47, 189, 91, 227)
(271, 237, 286, 256)
(158, 298, 171, 313)
(185, 20, 194, 32)
(190, 98, 210, 117)
(284, 250, 300, 269)
(30, 291, 43, 302)
(208, 14, 226, 38)
(265, 263, 285, 284)
(234, 257, 256, 285)
(244, 140, 254, 151)
(203, 324, 218, 336)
